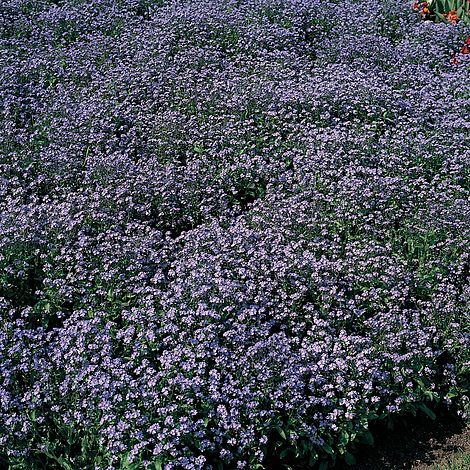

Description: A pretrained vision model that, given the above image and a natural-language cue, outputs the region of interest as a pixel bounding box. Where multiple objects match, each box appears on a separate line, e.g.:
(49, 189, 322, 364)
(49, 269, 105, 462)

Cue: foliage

(430, 0, 470, 24)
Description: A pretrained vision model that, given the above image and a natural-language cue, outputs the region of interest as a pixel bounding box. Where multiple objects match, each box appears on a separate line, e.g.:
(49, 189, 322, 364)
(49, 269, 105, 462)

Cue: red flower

(461, 44, 470, 54)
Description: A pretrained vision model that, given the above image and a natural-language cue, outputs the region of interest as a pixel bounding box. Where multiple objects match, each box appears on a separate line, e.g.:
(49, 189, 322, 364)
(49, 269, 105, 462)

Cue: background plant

(427, 0, 470, 24)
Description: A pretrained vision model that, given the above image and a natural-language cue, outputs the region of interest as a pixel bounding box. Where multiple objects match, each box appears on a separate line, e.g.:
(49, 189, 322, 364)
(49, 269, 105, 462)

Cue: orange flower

(412, 0, 429, 14)
(444, 10, 458, 24)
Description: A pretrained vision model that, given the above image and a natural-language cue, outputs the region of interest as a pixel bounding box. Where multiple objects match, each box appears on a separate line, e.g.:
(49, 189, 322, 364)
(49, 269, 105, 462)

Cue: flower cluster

(451, 35, 470, 63)
(1, 0, 469, 469)
(445, 9, 459, 24)
(412, 1, 431, 18)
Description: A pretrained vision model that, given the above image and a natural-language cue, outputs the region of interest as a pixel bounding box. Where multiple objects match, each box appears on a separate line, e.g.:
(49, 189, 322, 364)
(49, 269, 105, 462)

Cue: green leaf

(424, 390, 437, 401)
(322, 443, 334, 455)
(58, 457, 74, 470)
(345, 452, 356, 466)
(339, 431, 349, 446)
(276, 427, 287, 440)
(319, 461, 329, 470)
(418, 403, 436, 420)
(415, 378, 425, 389)
(107, 288, 114, 301)
(362, 430, 374, 446)
(308, 451, 319, 466)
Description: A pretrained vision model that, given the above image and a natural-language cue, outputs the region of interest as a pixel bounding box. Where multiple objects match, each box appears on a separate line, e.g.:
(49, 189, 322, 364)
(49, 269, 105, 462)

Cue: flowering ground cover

(0, 0, 469, 468)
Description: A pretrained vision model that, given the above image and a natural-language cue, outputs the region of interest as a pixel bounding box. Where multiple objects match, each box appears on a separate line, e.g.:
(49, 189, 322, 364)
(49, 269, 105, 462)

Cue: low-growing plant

(1, 0, 470, 469)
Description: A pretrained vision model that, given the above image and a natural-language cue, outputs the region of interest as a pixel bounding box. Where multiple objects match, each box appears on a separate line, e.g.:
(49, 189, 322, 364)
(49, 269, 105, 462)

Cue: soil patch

(337, 412, 470, 469)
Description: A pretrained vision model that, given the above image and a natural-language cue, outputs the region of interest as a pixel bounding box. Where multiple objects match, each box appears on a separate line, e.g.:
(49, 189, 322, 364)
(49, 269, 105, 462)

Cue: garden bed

(1, 0, 469, 469)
